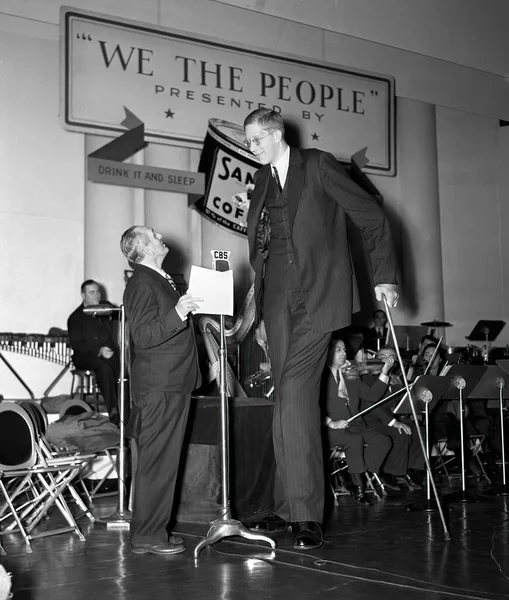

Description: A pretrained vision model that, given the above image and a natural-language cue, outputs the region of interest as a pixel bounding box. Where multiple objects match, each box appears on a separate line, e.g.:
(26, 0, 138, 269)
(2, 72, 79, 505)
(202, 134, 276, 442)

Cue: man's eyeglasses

(243, 130, 274, 149)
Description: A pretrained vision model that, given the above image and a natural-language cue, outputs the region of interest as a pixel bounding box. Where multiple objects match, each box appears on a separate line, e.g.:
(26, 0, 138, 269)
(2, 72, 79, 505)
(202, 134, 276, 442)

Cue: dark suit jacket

(123, 264, 201, 399)
(247, 148, 398, 332)
(67, 304, 117, 366)
(364, 326, 389, 351)
(359, 373, 398, 428)
(322, 369, 389, 431)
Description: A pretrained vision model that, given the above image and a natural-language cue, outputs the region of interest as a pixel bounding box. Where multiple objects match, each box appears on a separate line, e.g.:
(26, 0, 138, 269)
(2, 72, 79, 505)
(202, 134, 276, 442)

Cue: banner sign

(60, 7, 396, 175)
(87, 107, 205, 194)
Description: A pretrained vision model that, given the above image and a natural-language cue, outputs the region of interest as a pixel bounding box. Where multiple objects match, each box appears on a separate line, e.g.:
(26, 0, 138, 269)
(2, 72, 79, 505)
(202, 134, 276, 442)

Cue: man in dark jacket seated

(360, 346, 424, 491)
(322, 338, 410, 503)
(67, 280, 120, 425)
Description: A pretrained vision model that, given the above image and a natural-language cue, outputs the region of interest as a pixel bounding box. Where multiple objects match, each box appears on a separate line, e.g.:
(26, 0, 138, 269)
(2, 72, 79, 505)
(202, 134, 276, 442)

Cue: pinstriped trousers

(263, 258, 331, 523)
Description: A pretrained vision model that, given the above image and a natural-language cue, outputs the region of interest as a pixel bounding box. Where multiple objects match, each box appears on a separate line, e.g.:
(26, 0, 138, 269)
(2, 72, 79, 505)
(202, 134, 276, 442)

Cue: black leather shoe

(352, 485, 370, 505)
(291, 521, 323, 550)
(246, 514, 288, 533)
(380, 475, 401, 492)
(395, 474, 424, 491)
(131, 541, 186, 555)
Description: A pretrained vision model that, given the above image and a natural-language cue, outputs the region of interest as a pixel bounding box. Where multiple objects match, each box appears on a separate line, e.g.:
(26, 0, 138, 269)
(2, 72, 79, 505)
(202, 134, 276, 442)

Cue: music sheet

(188, 265, 234, 316)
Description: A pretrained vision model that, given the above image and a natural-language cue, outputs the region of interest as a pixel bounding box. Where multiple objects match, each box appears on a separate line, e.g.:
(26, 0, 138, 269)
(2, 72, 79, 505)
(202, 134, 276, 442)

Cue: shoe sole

(131, 545, 186, 555)
(292, 542, 323, 551)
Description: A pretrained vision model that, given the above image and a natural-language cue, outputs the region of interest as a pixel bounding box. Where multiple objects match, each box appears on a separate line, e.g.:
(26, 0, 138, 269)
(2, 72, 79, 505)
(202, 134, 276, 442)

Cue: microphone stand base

(96, 509, 132, 529)
(405, 497, 453, 513)
(442, 490, 486, 503)
(194, 518, 275, 558)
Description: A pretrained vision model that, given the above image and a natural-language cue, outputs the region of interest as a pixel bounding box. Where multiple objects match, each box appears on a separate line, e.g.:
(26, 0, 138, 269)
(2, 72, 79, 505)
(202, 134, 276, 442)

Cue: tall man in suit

(67, 280, 120, 424)
(120, 226, 202, 556)
(243, 108, 399, 550)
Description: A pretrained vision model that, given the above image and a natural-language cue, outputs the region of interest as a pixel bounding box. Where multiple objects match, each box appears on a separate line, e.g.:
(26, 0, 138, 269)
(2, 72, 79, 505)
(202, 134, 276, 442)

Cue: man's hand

(208, 360, 220, 382)
(98, 346, 114, 359)
(255, 320, 269, 354)
(176, 293, 203, 316)
(329, 419, 349, 430)
(381, 356, 395, 376)
(392, 421, 412, 435)
(375, 284, 399, 308)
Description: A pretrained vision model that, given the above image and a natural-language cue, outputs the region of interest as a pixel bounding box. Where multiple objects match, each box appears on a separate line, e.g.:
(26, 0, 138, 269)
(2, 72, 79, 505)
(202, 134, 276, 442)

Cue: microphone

(418, 388, 433, 403)
(452, 376, 466, 390)
(83, 304, 118, 316)
(496, 377, 506, 390)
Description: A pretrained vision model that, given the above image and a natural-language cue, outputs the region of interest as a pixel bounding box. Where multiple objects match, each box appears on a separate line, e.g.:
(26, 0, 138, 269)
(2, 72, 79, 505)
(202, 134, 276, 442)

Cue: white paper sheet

(188, 265, 234, 316)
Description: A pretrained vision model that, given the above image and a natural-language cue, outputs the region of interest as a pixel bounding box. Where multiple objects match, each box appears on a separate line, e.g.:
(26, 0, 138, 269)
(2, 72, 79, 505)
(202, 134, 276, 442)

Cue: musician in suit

(323, 338, 395, 503)
(243, 108, 399, 549)
(360, 346, 424, 491)
(364, 309, 389, 352)
(67, 280, 120, 424)
(120, 226, 202, 556)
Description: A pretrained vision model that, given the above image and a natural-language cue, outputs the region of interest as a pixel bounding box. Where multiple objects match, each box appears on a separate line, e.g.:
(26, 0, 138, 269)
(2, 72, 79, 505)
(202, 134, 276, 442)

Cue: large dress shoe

(395, 474, 424, 491)
(246, 513, 288, 533)
(291, 521, 323, 550)
(131, 541, 186, 555)
(352, 485, 370, 505)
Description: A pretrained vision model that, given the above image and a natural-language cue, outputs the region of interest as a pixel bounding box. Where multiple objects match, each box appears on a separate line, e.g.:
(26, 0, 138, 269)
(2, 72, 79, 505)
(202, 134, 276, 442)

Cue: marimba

(0, 333, 71, 399)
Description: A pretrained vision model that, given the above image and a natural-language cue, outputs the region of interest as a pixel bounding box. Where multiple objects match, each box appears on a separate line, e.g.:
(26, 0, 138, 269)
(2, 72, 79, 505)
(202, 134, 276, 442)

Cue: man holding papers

(243, 108, 399, 550)
(120, 226, 202, 556)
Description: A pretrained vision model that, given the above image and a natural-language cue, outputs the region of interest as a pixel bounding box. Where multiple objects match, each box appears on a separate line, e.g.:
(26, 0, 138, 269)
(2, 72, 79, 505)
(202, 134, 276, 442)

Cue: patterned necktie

(163, 272, 178, 293)
(272, 166, 283, 193)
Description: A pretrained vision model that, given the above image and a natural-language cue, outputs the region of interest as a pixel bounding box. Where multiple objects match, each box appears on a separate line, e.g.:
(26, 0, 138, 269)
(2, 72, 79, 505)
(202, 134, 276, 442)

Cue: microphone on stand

(452, 376, 466, 390)
(83, 304, 117, 316)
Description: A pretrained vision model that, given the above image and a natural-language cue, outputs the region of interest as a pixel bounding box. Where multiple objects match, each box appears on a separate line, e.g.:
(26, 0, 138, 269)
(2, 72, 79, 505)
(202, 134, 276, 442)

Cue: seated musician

(363, 310, 389, 352)
(322, 337, 398, 504)
(67, 280, 120, 425)
(361, 346, 425, 491)
(406, 336, 441, 381)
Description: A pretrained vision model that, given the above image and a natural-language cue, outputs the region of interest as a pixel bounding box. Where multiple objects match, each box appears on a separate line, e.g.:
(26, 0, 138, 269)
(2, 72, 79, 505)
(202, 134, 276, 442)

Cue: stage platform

(1, 476, 508, 599)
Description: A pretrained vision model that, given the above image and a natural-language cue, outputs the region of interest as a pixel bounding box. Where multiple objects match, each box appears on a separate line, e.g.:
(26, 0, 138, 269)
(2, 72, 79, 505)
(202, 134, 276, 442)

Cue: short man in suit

(67, 280, 120, 424)
(243, 108, 399, 550)
(120, 226, 202, 556)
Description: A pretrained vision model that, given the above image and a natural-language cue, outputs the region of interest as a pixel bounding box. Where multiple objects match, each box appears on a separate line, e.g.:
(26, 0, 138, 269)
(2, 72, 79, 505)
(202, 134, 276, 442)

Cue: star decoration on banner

(165, 109, 175, 118)
(311, 132, 319, 141)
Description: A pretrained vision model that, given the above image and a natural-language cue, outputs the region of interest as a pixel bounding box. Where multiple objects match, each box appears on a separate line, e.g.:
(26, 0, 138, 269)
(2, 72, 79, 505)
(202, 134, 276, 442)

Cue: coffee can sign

(196, 119, 261, 236)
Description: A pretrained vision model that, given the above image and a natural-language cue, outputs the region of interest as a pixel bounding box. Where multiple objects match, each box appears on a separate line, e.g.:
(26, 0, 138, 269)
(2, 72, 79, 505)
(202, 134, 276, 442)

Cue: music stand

(396, 375, 454, 512)
(194, 260, 275, 558)
(494, 361, 509, 495)
(466, 320, 505, 364)
(441, 365, 487, 503)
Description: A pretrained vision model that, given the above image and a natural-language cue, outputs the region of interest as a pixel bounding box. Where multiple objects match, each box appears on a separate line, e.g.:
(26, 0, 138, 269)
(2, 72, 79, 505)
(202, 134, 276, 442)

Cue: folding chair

(0, 403, 94, 553)
(329, 446, 350, 504)
(431, 438, 457, 483)
(469, 434, 491, 483)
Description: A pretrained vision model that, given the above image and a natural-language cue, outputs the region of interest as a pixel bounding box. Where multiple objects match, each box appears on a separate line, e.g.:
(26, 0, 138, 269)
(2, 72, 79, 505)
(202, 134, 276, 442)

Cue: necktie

(163, 272, 178, 293)
(272, 166, 283, 193)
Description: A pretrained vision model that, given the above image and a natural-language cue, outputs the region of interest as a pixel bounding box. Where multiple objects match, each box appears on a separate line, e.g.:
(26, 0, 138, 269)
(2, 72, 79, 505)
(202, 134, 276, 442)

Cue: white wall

(1, 0, 508, 398)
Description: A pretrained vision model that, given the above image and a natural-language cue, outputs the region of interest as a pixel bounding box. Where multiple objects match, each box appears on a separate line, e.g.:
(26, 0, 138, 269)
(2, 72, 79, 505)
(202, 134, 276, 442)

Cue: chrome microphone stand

(496, 378, 509, 496)
(84, 304, 130, 528)
(194, 296, 275, 557)
(383, 297, 451, 540)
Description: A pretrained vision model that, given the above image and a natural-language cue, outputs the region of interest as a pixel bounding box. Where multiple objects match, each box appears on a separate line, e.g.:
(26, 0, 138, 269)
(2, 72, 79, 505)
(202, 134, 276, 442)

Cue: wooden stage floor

(1, 477, 509, 600)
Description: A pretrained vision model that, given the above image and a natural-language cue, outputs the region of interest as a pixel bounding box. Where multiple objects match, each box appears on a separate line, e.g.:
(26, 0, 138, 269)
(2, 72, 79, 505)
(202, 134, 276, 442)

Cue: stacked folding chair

(0, 401, 96, 553)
